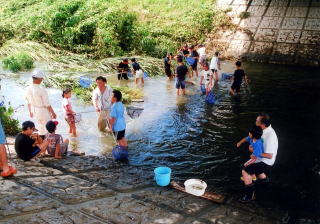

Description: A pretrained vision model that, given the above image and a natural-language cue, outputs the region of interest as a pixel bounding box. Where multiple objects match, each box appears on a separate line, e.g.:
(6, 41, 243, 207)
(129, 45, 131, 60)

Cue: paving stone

(78, 166, 153, 192)
(286, 7, 309, 17)
(300, 30, 320, 44)
(132, 187, 213, 215)
(281, 18, 305, 29)
(250, 0, 269, 6)
(265, 7, 286, 17)
(3, 208, 105, 224)
(226, 40, 251, 56)
(240, 16, 263, 28)
(308, 7, 320, 18)
(249, 42, 274, 54)
(19, 175, 115, 204)
(254, 28, 278, 41)
(247, 6, 267, 17)
(259, 17, 282, 29)
(0, 180, 58, 220)
(79, 195, 184, 224)
(304, 18, 320, 30)
(277, 30, 302, 43)
(270, 0, 289, 7)
(289, 0, 311, 7)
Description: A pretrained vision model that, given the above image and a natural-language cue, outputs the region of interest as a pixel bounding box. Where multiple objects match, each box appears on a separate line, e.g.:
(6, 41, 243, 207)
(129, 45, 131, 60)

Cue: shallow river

(1, 61, 319, 221)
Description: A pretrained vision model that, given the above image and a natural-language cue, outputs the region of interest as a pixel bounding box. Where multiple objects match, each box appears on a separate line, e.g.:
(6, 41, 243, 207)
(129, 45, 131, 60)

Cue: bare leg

(176, 89, 180, 96)
(182, 88, 186, 95)
(242, 169, 253, 185)
(118, 138, 128, 148)
(141, 78, 144, 84)
(71, 124, 77, 137)
(0, 144, 10, 173)
(258, 173, 267, 179)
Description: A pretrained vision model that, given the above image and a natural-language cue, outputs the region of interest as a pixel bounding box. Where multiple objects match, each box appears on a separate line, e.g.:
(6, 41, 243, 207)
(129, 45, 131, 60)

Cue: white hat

(32, 70, 45, 79)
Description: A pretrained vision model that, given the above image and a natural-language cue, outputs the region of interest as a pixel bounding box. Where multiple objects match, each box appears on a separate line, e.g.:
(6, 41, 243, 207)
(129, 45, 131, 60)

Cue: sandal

(1, 169, 14, 178)
(9, 166, 17, 174)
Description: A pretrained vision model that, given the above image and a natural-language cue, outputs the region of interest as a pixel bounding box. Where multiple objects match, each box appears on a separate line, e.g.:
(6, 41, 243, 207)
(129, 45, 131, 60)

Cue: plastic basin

(184, 179, 207, 196)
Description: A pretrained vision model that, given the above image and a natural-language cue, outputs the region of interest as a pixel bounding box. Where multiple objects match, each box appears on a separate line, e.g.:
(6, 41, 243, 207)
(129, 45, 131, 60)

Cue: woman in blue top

(109, 90, 128, 149)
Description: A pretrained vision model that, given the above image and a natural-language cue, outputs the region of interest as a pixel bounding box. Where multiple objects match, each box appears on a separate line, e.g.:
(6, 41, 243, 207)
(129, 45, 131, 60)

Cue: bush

(0, 106, 20, 136)
(239, 11, 250, 19)
(2, 52, 34, 72)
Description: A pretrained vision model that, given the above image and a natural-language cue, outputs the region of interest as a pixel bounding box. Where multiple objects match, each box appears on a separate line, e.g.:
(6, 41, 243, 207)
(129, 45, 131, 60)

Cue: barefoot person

(92, 76, 113, 131)
(25, 70, 57, 138)
(239, 113, 278, 203)
(45, 120, 69, 159)
(0, 119, 17, 177)
(175, 56, 189, 96)
(164, 53, 173, 80)
(209, 51, 221, 82)
(230, 61, 248, 96)
(62, 88, 77, 137)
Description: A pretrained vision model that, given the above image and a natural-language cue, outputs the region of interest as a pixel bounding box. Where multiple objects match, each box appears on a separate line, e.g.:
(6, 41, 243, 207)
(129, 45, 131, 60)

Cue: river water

(1, 61, 319, 222)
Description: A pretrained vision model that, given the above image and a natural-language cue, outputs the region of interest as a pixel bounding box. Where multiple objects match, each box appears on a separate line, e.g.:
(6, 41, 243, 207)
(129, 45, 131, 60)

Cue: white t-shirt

(92, 86, 113, 111)
(25, 84, 50, 108)
(62, 98, 72, 115)
(261, 125, 278, 166)
(210, 56, 219, 70)
(201, 70, 214, 87)
(198, 47, 206, 57)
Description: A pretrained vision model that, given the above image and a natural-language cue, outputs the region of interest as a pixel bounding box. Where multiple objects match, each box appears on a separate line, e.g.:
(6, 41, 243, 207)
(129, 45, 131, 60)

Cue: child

(175, 56, 189, 96)
(188, 45, 199, 77)
(118, 59, 129, 80)
(199, 62, 214, 96)
(109, 90, 128, 148)
(230, 61, 248, 96)
(45, 120, 69, 159)
(62, 88, 77, 137)
(209, 51, 221, 82)
(164, 53, 173, 80)
(197, 44, 207, 67)
(237, 125, 264, 168)
(131, 58, 144, 85)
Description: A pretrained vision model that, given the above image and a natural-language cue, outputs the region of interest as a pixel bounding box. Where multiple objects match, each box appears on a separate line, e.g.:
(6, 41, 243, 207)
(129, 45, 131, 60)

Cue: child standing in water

(230, 61, 248, 96)
(199, 62, 213, 96)
(131, 58, 144, 85)
(62, 88, 77, 137)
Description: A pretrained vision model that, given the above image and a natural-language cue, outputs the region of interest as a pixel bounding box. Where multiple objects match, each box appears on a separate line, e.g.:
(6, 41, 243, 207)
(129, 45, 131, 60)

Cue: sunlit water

(1, 61, 319, 221)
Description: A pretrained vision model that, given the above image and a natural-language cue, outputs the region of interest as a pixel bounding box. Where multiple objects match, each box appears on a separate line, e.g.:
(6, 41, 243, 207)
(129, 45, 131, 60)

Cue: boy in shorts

(45, 120, 69, 159)
(199, 62, 214, 96)
(131, 58, 144, 85)
(109, 90, 128, 148)
(230, 61, 248, 96)
(175, 56, 189, 96)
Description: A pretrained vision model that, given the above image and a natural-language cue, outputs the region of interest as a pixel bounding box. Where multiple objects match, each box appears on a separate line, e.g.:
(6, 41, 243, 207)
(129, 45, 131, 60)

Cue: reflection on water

(1, 61, 320, 220)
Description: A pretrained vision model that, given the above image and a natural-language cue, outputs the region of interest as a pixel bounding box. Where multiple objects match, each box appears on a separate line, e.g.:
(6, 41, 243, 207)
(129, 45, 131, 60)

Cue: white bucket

(184, 179, 207, 196)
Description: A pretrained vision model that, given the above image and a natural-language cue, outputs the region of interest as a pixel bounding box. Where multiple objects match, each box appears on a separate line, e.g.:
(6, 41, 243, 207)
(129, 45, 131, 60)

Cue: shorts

(191, 63, 198, 71)
(205, 80, 211, 90)
(135, 69, 144, 79)
(118, 73, 129, 80)
(165, 68, 172, 77)
(65, 114, 75, 125)
(113, 129, 125, 140)
(176, 80, 186, 89)
(243, 162, 270, 176)
(22, 146, 41, 161)
(199, 56, 207, 65)
(231, 82, 241, 92)
(211, 69, 218, 73)
(0, 120, 6, 144)
(47, 142, 68, 156)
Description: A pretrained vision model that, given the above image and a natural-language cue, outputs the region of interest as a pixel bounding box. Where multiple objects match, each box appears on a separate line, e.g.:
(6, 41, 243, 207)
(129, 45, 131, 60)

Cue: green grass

(0, 106, 20, 136)
(0, 0, 229, 59)
(2, 52, 34, 72)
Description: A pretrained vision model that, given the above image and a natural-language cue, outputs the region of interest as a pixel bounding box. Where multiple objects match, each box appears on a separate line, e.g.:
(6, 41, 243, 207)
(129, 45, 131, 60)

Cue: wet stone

(19, 175, 115, 204)
(300, 30, 320, 44)
(79, 195, 184, 224)
(79, 166, 153, 192)
(11, 159, 63, 177)
(254, 28, 278, 42)
(131, 187, 213, 215)
(249, 42, 273, 54)
(3, 208, 106, 224)
(0, 180, 58, 220)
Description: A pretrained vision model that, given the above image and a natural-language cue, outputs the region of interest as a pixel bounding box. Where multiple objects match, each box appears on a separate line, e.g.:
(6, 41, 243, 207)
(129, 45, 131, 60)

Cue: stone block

(312, 0, 320, 7)
(249, 42, 274, 54)
(281, 18, 305, 29)
(286, 7, 308, 17)
(240, 17, 262, 28)
(247, 6, 267, 16)
(270, 0, 289, 6)
(233, 29, 254, 40)
(251, 0, 269, 6)
(131, 187, 212, 215)
(308, 7, 320, 18)
(300, 30, 320, 44)
(0, 180, 59, 220)
(254, 28, 278, 41)
(304, 18, 320, 30)
(289, 0, 311, 7)
(265, 7, 286, 17)
(273, 43, 297, 56)
(232, 0, 250, 5)
(260, 17, 282, 28)
(226, 40, 252, 56)
(277, 30, 301, 43)
(19, 175, 115, 204)
(296, 44, 320, 59)
(79, 195, 184, 224)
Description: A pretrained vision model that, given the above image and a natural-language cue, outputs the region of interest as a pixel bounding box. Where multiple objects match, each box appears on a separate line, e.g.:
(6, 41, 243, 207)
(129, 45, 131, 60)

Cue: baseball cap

(22, 121, 37, 131)
(32, 70, 45, 79)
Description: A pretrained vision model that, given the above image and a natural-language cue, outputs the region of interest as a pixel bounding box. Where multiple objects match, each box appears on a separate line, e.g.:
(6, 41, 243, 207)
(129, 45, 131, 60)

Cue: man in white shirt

(92, 76, 113, 131)
(209, 51, 221, 82)
(240, 113, 278, 203)
(25, 70, 56, 137)
(197, 44, 206, 67)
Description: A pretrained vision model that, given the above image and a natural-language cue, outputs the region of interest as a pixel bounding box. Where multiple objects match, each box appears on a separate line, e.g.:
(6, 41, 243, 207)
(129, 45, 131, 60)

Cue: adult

(0, 119, 17, 177)
(188, 45, 199, 77)
(175, 56, 189, 96)
(164, 53, 173, 80)
(15, 121, 48, 161)
(92, 76, 113, 131)
(209, 51, 221, 82)
(180, 44, 189, 57)
(197, 44, 207, 67)
(25, 70, 56, 138)
(239, 113, 278, 203)
(117, 58, 129, 80)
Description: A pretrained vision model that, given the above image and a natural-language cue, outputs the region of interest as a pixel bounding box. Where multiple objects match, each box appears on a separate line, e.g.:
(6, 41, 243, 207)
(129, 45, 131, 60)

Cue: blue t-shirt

(246, 136, 264, 158)
(0, 119, 6, 144)
(111, 102, 126, 132)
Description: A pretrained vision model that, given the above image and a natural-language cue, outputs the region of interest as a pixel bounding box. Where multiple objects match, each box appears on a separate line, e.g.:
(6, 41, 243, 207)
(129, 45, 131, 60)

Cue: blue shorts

(176, 80, 186, 89)
(0, 120, 6, 144)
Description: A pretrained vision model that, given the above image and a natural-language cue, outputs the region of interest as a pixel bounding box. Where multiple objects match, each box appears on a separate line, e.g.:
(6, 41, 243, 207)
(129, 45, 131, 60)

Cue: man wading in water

(25, 70, 57, 138)
(239, 113, 278, 203)
(92, 76, 113, 131)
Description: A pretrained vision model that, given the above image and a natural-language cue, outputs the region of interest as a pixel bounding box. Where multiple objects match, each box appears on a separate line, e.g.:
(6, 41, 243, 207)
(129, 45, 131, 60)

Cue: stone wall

(209, 0, 320, 66)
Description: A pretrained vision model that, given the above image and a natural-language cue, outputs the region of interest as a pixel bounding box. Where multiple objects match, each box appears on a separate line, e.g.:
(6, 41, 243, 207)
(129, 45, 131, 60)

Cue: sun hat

(32, 70, 45, 79)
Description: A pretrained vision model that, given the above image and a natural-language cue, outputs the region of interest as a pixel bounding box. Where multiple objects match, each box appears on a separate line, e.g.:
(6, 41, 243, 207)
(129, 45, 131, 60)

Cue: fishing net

(79, 76, 93, 88)
(112, 145, 128, 160)
(126, 106, 144, 119)
(221, 73, 233, 80)
(205, 91, 215, 104)
(74, 113, 82, 123)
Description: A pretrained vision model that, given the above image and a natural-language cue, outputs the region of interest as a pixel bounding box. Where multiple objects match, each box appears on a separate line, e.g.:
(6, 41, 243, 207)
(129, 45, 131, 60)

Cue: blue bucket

(112, 145, 128, 161)
(154, 167, 171, 186)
